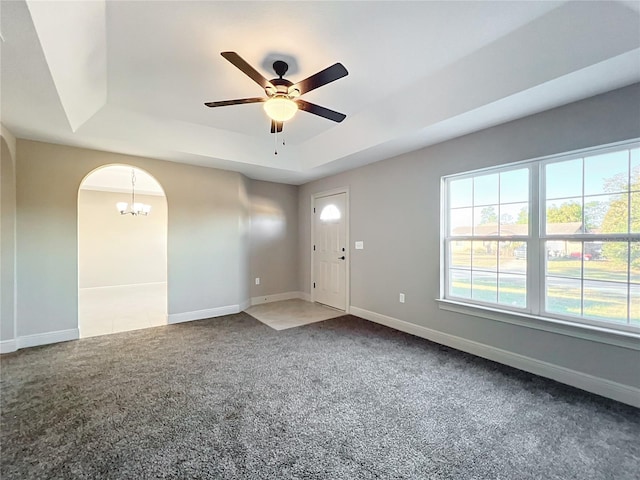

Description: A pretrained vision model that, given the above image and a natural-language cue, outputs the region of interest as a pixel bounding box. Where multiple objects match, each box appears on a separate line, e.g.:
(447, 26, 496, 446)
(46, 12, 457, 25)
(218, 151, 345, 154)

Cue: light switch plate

(355, 241, 364, 250)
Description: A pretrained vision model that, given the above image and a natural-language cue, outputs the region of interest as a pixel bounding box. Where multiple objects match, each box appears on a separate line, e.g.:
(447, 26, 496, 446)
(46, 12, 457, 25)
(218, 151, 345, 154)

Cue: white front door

(313, 192, 347, 310)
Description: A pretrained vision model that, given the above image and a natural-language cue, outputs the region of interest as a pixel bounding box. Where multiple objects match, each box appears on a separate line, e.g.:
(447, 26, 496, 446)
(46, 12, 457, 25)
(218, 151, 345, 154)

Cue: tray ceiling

(2, 1, 639, 184)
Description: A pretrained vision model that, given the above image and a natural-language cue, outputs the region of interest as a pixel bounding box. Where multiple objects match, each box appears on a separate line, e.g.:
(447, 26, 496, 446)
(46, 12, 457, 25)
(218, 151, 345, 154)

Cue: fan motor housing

(272, 60, 289, 77)
(266, 77, 298, 98)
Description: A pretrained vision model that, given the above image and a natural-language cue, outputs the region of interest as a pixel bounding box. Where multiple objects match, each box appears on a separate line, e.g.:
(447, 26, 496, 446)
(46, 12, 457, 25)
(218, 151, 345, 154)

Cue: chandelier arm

(131, 169, 136, 210)
(117, 169, 150, 216)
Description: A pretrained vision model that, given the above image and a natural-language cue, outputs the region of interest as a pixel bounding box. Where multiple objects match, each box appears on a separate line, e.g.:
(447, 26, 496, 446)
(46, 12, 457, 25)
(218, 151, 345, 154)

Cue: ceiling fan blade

(270, 120, 283, 133)
(297, 100, 346, 123)
(221, 52, 273, 90)
(204, 97, 265, 108)
(294, 63, 348, 95)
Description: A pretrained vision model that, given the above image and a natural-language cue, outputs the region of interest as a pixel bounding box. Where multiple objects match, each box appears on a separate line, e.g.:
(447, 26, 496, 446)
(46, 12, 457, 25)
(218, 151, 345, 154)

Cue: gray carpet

(1, 313, 638, 479)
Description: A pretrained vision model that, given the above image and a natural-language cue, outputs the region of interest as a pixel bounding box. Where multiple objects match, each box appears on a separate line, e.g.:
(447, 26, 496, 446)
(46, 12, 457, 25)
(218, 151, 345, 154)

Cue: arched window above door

(320, 204, 341, 222)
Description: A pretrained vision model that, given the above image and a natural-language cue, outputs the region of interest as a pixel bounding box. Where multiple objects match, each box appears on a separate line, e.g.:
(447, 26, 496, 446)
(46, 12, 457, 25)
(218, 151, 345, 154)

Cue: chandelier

(116, 169, 151, 216)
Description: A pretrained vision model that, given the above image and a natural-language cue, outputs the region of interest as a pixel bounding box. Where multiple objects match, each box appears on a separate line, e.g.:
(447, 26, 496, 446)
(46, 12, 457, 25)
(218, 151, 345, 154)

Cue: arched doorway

(78, 165, 168, 337)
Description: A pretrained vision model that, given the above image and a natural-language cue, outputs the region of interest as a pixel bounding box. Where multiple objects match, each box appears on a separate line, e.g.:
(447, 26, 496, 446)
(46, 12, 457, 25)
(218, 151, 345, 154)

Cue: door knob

(339, 256, 345, 260)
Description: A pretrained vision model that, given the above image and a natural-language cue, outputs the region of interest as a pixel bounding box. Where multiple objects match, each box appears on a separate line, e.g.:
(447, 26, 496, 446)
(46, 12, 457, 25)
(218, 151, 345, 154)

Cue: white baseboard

(79, 282, 167, 290)
(168, 305, 240, 324)
(0, 339, 17, 354)
(249, 291, 307, 307)
(350, 306, 640, 408)
(16, 328, 79, 350)
(239, 298, 251, 311)
(1, 303, 245, 353)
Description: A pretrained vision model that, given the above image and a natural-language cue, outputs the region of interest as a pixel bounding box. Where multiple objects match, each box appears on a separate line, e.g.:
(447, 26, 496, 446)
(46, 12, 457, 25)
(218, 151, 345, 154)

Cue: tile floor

(79, 283, 167, 338)
(79, 288, 341, 338)
(245, 298, 345, 330)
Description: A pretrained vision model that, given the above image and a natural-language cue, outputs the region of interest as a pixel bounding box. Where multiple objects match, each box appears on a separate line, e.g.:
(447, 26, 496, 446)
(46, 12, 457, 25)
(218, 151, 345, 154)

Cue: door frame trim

(311, 187, 350, 312)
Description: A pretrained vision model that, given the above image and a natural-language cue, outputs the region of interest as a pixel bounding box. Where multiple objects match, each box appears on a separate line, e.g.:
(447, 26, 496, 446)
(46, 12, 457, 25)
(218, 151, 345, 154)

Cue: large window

(443, 141, 640, 333)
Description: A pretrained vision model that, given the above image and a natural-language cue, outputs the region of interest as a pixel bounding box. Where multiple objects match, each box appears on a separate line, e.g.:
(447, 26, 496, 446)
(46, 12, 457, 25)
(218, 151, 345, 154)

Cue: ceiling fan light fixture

(263, 96, 298, 122)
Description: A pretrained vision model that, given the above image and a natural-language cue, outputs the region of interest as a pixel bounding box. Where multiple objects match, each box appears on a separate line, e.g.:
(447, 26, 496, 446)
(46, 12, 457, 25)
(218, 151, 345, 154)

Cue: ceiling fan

(205, 52, 348, 134)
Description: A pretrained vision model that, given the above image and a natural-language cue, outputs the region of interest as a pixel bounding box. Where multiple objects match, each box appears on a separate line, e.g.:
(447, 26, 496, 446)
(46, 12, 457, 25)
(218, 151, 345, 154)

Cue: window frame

(441, 139, 640, 339)
(443, 164, 533, 313)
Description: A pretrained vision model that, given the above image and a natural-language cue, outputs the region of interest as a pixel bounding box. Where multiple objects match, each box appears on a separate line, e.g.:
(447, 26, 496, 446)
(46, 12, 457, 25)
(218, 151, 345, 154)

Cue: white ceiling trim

(314, 49, 640, 181)
(298, 1, 640, 172)
(25, 0, 107, 132)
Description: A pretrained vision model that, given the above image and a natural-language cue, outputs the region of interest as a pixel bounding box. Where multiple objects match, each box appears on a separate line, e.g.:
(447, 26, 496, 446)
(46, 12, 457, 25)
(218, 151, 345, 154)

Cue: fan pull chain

(273, 128, 286, 155)
(274, 129, 278, 155)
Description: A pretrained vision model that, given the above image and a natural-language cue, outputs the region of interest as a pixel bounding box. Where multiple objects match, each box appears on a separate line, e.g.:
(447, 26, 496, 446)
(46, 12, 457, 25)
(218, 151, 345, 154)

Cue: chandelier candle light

(116, 169, 151, 216)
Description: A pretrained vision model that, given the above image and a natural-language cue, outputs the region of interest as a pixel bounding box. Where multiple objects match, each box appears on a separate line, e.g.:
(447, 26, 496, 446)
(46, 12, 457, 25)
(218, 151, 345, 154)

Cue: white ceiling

(2, 1, 639, 185)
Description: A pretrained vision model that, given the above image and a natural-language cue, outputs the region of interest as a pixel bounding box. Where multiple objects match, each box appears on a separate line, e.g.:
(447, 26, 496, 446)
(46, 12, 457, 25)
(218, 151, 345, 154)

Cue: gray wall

(298, 83, 640, 388)
(248, 179, 299, 298)
(1, 136, 16, 344)
(237, 175, 251, 307)
(15, 140, 251, 337)
(5, 84, 638, 397)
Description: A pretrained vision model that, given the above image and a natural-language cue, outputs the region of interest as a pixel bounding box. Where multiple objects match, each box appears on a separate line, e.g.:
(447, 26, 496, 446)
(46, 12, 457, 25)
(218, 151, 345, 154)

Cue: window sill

(436, 299, 640, 351)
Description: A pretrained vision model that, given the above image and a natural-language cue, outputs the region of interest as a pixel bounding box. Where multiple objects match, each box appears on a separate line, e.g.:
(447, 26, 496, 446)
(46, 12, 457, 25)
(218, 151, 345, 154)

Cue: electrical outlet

(255, 277, 260, 285)
(399, 293, 405, 303)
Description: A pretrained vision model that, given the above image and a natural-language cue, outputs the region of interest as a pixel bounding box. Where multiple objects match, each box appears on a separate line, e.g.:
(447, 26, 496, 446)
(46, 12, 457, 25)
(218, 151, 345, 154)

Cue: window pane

(631, 242, 640, 284)
(450, 178, 473, 208)
(319, 204, 341, 221)
(474, 205, 499, 235)
(546, 158, 582, 200)
(473, 240, 497, 271)
(584, 240, 604, 261)
(498, 273, 526, 308)
(450, 241, 471, 269)
(546, 240, 564, 260)
(590, 242, 627, 282)
(583, 280, 628, 324)
(631, 149, 640, 192)
(546, 199, 582, 235)
(449, 269, 471, 299)
(584, 150, 628, 195)
(630, 284, 640, 326)
(546, 277, 582, 318)
(513, 242, 528, 262)
(472, 271, 497, 303)
(474, 173, 499, 206)
(566, 242, 586, 262)
(631, 192, 640, 233)
(597, 194, 628, 234)
(584, 198, 606, 234)
(546, 241, 582, 278)
(499, 241, 527, 274)
(450, 207, 472, 236)
(499, 203, 528, 236)
(500, 169, 528, 203)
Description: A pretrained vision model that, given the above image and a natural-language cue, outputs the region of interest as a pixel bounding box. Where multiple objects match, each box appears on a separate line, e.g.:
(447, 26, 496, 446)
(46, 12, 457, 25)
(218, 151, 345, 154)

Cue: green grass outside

(547, 258, 636, 283)
(451, 276, 637, 325)
(452, 252, 638, 281)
